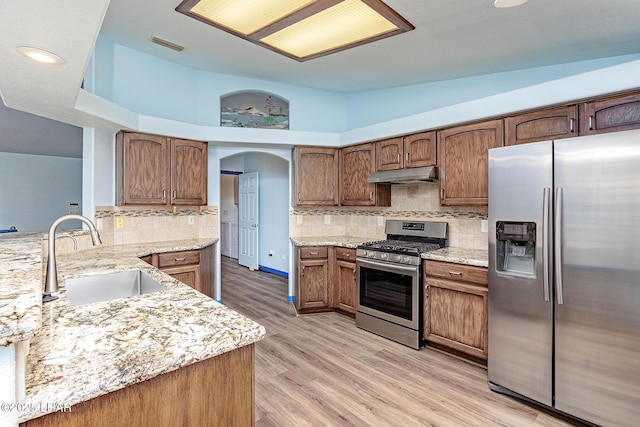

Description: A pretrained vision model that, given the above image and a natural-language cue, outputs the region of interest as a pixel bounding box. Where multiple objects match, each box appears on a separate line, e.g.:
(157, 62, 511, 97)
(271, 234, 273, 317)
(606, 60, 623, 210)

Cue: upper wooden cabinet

(581, 92, 640, 135)
(437, 119, 503, 206)
(375, 131, 436, 171)
(505, 105, 578, 146)
(116, 132, 208, 206)
(340, 143, 390, 207)
(292, 146, 339, 206)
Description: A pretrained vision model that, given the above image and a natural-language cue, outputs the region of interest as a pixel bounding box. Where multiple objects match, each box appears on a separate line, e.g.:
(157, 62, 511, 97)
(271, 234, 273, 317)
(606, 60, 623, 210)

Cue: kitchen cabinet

(375, 131, 436, 171)
(334, 248, 357, 316)
(292, 146, 339, 206)
(24, 345, 254, 427)
(437, 119, 503, 206)
(505, 105, 578, 146)
(296, 246, 332, 313)
(150, 245, 215, 298)
(340, 143, 390, 206)
(116, 131, 208, 206)
(581, 91, 640, 135)
(423, 260, 488, 361)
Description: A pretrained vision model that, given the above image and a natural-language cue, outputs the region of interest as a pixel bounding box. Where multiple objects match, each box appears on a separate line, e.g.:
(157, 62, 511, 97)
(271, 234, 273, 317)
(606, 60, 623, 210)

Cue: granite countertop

(422, 247, 488, 268)
(290, 236, 375, 248)
(0, 233, 266, 422)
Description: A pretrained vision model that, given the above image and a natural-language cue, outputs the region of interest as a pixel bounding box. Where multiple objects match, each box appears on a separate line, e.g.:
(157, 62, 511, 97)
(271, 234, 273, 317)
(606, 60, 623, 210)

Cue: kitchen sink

(65, 269, 168, 306)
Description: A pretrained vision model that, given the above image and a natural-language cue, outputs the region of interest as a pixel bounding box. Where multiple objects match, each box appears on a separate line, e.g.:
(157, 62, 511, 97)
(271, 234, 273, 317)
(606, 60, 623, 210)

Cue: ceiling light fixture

(15, 46, 65, 64)
(494, 0, 528, 8)
(175, 0, 414, 61)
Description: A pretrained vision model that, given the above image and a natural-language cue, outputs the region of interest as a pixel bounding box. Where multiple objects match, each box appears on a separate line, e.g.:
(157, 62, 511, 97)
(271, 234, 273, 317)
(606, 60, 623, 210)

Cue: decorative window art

(220, 91, 289, 129)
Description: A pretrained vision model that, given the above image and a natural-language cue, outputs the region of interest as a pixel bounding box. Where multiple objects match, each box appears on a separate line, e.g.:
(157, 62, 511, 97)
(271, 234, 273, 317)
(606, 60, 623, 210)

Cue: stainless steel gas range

(356, 220, 447, 349)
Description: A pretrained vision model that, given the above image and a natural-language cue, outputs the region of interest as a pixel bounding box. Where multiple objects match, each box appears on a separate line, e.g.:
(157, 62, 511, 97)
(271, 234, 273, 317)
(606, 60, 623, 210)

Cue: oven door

(356, 257, 421, 330)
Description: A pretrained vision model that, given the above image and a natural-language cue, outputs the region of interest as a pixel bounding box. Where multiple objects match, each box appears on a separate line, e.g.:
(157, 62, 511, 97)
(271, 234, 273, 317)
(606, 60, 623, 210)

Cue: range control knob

(392, 254, 402, 263)
(403, 256, 412, 264)
(380, 253, 388, 260)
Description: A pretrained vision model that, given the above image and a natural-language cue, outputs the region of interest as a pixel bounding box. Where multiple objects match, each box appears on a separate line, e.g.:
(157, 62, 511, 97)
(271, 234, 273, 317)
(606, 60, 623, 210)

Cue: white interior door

(238, 172, 259, 270)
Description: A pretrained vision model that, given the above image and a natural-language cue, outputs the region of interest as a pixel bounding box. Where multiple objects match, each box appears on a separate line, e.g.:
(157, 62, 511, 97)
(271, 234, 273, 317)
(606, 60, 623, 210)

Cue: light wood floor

(220, 257, 582, 427)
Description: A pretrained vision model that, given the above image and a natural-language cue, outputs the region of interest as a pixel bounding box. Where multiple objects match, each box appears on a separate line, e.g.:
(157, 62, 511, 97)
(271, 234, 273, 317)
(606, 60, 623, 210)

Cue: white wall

(0, 153, 82, 231)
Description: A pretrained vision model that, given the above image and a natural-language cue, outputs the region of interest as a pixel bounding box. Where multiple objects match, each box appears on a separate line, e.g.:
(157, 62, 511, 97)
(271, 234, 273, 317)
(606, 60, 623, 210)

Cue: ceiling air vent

(150, 36, 185, 52)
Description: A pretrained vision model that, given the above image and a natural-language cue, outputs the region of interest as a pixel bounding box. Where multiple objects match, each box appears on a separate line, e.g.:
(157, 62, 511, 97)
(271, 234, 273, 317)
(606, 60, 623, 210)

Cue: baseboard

(258, 265, 288, 278)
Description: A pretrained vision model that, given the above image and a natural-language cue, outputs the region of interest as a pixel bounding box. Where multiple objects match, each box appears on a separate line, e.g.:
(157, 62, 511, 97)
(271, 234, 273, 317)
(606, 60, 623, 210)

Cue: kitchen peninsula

(0, 232, 265, 426)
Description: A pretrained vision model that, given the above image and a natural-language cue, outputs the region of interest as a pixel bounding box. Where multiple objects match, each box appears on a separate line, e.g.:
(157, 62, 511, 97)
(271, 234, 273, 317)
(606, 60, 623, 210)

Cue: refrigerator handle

(542, 187, 551, 302)
(554, 187, 564, 305)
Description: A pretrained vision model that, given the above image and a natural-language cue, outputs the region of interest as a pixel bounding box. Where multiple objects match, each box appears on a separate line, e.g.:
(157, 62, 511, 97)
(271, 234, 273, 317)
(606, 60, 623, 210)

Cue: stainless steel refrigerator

(488, 129, 640, 426)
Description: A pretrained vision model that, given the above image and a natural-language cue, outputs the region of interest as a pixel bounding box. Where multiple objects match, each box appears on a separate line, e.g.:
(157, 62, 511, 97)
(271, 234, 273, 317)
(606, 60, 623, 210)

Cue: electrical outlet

(96, 218, 103, 230)
(297, 215, 303, 224)
(378, 216, 384, 227)
(481, 220, 488, 233)
(116, 217, 124, 229)
(269, 249, 274, 256)
(188, 215, 195, 225)
(324, 215, 331, 224)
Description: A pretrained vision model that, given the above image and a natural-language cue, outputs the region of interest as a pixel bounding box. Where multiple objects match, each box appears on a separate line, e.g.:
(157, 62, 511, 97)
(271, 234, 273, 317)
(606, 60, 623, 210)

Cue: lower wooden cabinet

(297, 247, 332, 313)
(25, 344, 255, 427)
(423, 260, 488, 360)
(334, 248, 357, 316)
(296, 246, 358, 316)
(148, 245, 215, 298)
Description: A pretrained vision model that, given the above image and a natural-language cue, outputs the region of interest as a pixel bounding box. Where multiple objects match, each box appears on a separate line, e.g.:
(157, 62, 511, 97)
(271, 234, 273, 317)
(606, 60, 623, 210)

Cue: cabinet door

(404, 131, 436, 168)
(505, 105, 578, 146)
(293, 147, 339, 206)
(170, 139, 208, 205)
(117, 132, 169, 205)
(340, 143, 376, 206)
(437, 119, 503, 206)
(582, 92, 640, 135)
(375, 137, 404, 171)
(424, 277, 488, 360)
(335, 259, 356, 315)
(162, 265, 200, 291)
(298, 259, 330, 311)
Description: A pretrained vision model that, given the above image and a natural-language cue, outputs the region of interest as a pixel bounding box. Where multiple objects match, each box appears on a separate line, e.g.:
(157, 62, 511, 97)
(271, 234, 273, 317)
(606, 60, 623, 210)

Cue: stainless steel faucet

(43, 214, 102, 302)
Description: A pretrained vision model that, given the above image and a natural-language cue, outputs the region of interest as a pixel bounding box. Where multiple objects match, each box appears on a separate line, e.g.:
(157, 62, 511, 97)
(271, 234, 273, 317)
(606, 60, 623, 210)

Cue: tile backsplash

(290, 183, 488, 250)
(95, 206, 218, 246)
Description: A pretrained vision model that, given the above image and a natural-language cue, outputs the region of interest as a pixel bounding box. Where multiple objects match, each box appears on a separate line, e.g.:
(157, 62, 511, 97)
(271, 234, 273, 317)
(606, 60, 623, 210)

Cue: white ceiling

(1, 0, 640, 157)
(98, 0, 640, 92)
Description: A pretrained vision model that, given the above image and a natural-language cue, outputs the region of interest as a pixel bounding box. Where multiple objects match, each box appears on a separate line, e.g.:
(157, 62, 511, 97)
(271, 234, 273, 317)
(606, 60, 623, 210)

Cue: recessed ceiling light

(16, 47, 65, 64)
(494, 0, 528, 8)
(176, 0, 414, 62)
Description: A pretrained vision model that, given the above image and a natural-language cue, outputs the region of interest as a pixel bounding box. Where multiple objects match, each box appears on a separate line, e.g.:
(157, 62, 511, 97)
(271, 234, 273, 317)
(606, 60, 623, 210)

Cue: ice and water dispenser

(495, 221, 536, 276)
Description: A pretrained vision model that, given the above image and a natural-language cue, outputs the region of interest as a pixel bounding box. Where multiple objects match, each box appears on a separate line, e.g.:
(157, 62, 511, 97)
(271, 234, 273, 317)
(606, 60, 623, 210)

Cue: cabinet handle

(353, 269, 356, 276)
(162, 190, 166, 198)
(448, 271, 463, 276)
(298, 192, 301, 201)
(342, 253, 351, 257)
(301, 265, 305, 276)
(173, 190, 177, 198)
(425, 285, 429, 297)
(569, 118, 575, 133)
(441, 188, 445, 199)
(406, 152, 410, 163)
(397, 153, 400, 163)
(369, 191, 373, 200)
(310, 251, 319, 255)
(174, 257, 186, 262)
(588, 115, 594, 130)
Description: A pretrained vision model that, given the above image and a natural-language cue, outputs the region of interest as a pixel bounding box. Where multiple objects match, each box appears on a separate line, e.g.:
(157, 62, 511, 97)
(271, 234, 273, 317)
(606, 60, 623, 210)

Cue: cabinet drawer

(157, 250, 200, 268)
(335, 248, 356, 261)
(300, 247, 328, 259)
(423, 260, 488, 285)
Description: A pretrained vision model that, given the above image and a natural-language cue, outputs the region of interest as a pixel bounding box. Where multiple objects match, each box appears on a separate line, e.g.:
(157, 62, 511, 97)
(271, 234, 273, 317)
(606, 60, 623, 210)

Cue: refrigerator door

(488, 141, 553, 406)
(554, 130, 640, 426)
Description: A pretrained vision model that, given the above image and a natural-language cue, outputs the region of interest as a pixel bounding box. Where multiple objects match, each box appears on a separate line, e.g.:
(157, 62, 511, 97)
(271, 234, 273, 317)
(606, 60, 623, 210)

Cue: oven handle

(356, 257, 419, 273)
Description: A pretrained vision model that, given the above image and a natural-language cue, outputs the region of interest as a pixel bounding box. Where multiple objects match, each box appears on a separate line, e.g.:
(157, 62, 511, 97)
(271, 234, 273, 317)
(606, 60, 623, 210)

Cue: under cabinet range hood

(367, 166, 438, 184)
